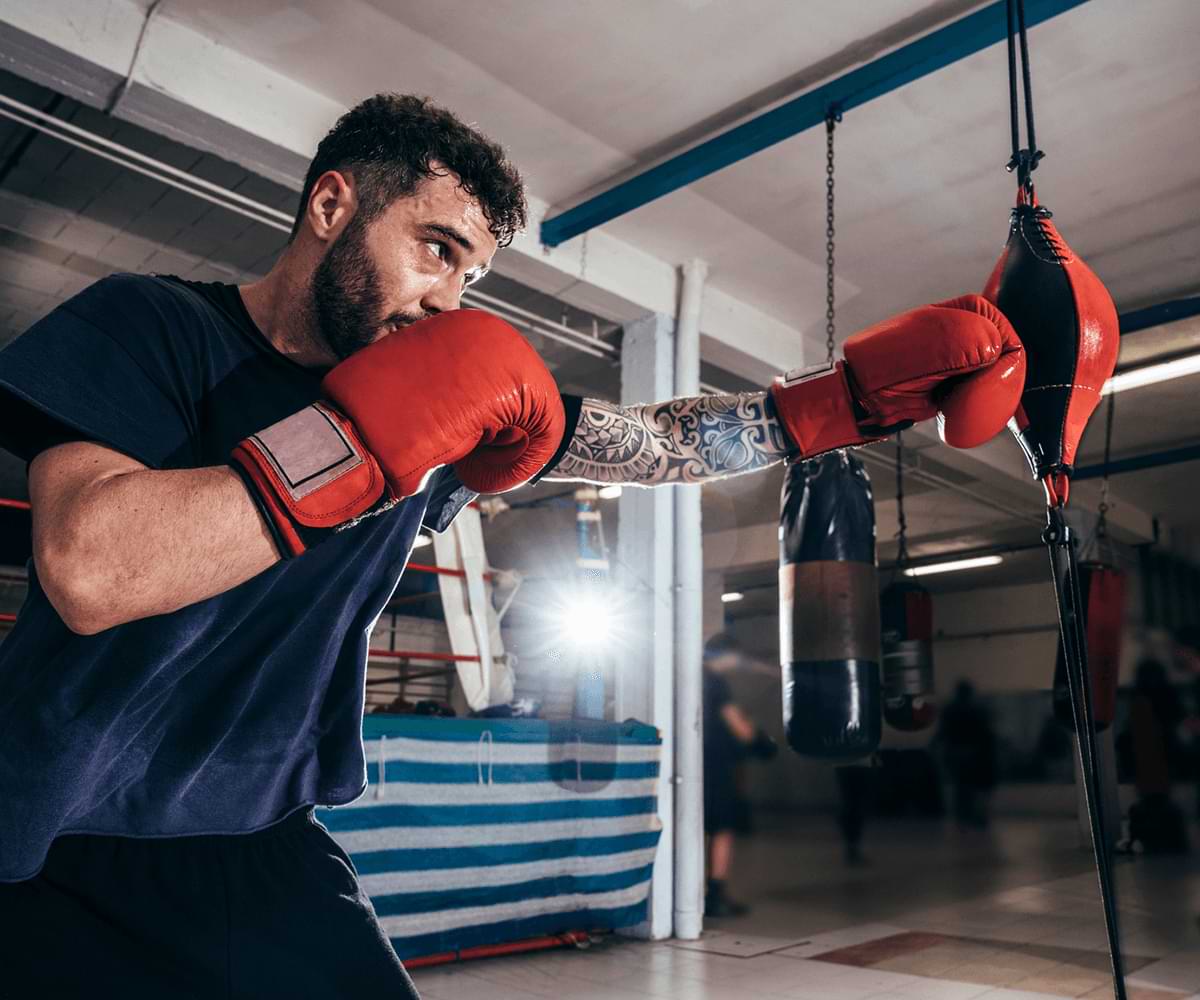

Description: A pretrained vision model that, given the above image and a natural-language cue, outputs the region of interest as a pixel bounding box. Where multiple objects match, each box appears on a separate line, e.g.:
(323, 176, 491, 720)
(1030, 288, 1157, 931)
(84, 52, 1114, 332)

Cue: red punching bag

(881, 581, 937, 732)
(1052, 562, 1125, 732)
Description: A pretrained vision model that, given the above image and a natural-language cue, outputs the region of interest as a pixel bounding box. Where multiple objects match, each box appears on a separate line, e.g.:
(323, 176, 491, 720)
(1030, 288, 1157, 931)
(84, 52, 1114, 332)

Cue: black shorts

(704, 762, 753, 835)
(0, 808, 419, 1000)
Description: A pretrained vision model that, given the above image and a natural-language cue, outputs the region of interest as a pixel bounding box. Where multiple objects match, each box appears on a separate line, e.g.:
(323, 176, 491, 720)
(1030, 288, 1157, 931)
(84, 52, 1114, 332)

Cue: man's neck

(239, 256, 337, 370)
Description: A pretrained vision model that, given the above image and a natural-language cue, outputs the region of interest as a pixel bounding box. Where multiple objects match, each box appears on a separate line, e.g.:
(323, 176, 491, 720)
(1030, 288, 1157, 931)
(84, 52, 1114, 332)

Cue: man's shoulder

(69, 272, 211, 319)
(56, 272, 236, 359)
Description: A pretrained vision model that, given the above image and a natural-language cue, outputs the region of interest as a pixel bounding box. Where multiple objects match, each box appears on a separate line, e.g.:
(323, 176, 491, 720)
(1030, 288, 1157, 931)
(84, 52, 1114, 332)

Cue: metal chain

(824, 111, 839, 365)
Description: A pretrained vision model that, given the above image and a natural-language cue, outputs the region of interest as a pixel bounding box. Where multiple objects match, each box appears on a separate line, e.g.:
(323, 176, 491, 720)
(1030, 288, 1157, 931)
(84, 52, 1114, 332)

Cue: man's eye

(426, 241, 450, 262)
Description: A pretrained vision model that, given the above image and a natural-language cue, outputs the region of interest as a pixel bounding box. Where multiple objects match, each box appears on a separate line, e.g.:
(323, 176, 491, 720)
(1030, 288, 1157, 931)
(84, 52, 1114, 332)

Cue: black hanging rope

(895, 432, 910, 570)
(999, 2, 1124, 993)
(1044, 510, 1128, 999)
(1097, 394, 1115, 539)
(1005, 3, 1125, 991)
(1005, 0, 1044, 194)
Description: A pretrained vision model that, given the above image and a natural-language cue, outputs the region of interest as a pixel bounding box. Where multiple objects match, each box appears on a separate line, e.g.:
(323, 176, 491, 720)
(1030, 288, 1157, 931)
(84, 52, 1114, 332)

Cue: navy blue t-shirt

(0, 274, 580, 881)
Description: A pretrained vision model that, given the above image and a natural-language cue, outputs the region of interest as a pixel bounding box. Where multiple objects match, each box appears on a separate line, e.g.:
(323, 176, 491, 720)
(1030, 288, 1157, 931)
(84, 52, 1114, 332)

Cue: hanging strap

(1005, 0, 1045, 195)
(1097, 394, 1115, 535)
(1094, 394, 1116, 564)
(895, 432, 910, 572)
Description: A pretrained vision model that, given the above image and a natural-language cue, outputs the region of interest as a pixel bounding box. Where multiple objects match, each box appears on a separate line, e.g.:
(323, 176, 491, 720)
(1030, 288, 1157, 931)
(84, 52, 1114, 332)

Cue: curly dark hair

(703, 632, 740, 663)
(293, 94, 527, 247)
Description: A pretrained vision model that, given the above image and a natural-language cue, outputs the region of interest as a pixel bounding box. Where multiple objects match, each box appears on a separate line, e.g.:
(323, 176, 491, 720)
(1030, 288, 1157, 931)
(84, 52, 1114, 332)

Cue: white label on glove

(249, 403, 363, 500)
(778, 361, 835, 387)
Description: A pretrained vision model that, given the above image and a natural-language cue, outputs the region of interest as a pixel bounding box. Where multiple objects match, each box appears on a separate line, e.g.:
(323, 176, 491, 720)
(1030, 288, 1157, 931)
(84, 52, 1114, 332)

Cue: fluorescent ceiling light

(597, 484, 623, 500)
(721, 591, 745, 603)
(904, 555, 1003, 577)
(1103, 353, 1200, 395)
(412, 533, 432, 549)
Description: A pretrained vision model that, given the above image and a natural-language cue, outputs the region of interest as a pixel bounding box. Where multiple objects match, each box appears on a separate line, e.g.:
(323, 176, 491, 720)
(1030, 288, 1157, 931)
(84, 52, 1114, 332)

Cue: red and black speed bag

(983, 192, 1119, 508)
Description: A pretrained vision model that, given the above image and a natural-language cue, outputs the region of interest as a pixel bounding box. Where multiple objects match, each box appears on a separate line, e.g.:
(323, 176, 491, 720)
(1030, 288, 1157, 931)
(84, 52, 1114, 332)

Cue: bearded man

(0, 94, 1023, 997)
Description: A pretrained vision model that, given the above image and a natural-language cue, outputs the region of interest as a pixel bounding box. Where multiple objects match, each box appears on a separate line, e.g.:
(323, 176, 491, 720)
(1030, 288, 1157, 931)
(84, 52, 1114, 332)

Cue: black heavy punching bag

(880, 581, 937, 732)
(779, 451, 881, 760)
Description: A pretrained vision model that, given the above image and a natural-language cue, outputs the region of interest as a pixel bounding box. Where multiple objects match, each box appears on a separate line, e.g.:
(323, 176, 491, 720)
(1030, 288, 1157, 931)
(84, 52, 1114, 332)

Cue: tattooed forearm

(546, 393, 794, 486)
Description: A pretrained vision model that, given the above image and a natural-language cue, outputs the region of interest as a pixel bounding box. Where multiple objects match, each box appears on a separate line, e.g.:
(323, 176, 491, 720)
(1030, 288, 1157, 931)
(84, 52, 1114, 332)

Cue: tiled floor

(409, 816, 1200, 1000)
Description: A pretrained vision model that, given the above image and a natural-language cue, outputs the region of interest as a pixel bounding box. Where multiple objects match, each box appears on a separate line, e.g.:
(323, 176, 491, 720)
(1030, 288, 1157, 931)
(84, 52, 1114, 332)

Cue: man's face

(311, 168, 498, 361)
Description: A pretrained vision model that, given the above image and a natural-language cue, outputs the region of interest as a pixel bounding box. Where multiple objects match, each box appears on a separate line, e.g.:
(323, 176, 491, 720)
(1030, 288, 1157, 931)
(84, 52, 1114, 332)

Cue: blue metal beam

(1120, 296, 1200, 335)
(1075, 443, 1200, 480)
(541, 0, 1091, 247)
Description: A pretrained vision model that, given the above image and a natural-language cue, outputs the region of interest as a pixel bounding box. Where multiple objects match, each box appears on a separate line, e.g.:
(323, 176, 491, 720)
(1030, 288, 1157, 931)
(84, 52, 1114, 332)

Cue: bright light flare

(559, 594, 615, 647)
(721, 591, 744, 603)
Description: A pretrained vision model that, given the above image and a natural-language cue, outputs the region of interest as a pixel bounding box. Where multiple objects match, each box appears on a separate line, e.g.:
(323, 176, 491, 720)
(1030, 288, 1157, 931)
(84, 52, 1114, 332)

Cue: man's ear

(304, 170, 357, 244)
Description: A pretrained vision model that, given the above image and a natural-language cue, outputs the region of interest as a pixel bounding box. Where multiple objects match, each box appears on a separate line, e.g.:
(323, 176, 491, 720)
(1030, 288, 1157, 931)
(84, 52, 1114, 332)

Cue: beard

(310, 213, 424, 361)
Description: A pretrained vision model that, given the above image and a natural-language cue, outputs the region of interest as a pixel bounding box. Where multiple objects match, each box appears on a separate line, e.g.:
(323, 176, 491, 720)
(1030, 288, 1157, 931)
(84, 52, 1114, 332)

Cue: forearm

(546, 392, 792, 486)
(32, 446, 280, 632)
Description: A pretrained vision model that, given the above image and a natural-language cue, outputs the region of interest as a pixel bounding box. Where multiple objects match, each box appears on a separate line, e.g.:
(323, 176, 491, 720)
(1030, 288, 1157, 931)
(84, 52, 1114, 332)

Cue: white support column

(674, 259, 707, 941)
(703, 569, 727, 639)
(615, 311, 676, 941)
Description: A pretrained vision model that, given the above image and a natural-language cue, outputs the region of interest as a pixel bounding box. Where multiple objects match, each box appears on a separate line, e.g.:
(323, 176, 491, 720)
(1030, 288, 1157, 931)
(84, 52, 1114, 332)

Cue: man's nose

(420, 277, 462, 316)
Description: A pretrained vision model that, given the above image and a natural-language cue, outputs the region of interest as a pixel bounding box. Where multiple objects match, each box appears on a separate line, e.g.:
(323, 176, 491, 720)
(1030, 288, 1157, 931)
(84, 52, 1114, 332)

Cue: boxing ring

(322, 715, 663, 962)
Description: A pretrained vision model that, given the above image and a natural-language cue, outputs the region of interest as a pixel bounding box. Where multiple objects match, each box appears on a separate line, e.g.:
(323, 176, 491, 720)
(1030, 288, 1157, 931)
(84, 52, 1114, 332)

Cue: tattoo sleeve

(545, 393, 794, 486)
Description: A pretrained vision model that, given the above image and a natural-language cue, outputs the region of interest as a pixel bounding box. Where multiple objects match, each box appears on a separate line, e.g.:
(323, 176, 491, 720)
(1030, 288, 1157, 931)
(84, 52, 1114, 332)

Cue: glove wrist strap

(231, 402, 389, 558)
(770, 362, 872, 458)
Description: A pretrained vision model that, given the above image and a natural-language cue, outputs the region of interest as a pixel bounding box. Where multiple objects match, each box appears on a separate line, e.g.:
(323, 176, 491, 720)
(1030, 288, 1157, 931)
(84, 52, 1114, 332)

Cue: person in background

(702, 632, 777, 917)
(1123, 658, 1189, 854)
(1173, 626, 1200, 820)
(937, 681, 997, 828)
(835, 765, 873, 866)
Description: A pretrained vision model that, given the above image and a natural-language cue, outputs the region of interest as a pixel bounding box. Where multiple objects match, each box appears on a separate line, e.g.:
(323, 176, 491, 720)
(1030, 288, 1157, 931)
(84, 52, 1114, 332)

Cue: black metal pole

(1042, 506, 1127, 999)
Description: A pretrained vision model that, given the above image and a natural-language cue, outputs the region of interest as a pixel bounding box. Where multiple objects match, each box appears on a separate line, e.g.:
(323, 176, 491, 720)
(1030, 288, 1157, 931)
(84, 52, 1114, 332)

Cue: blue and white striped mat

(323, 716, 663, 960)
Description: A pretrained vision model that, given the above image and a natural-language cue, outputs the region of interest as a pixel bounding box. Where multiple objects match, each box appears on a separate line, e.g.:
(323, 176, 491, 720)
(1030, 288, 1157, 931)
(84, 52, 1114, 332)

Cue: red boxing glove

(770, 295, 1026, 457)
(232, 310, 565, 558)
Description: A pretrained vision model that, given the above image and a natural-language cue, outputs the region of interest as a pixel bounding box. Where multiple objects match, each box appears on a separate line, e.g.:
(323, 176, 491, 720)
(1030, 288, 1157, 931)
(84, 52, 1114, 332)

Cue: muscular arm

(721, 703, 758, 744)
(544, 393, 792, 486)
(31, 442, 280, 634)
